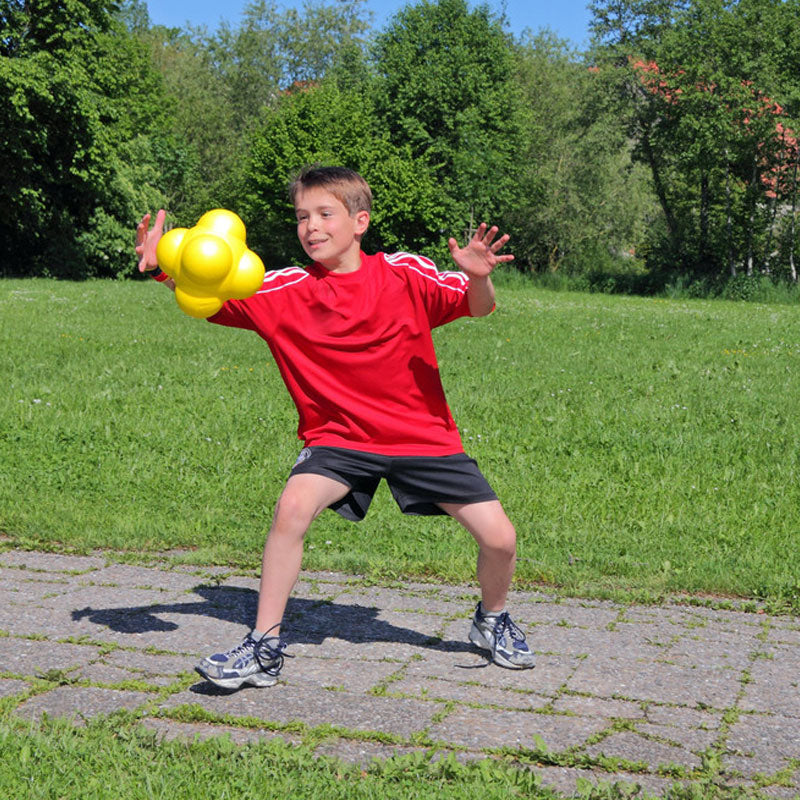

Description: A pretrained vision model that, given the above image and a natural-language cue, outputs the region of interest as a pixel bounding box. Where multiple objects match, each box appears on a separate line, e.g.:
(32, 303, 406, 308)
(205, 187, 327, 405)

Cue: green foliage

(142, 25, 240, 220)
(589, 0, 800, 281)
(5, 0, 800, 290)
(506, 31, 657, 274)
(0, 0, 172, 277)
(139, 0, 374, 226)
(242, 80, 447, 265)
(113, 0, 151, 34)
(206, 0, 371, 101)
(373, 0, 526, 229)
(271, 0, 372, 85)
(663, 270, 800, 303)
(75, 138, 169, 278)
(0, 0, 116, 54)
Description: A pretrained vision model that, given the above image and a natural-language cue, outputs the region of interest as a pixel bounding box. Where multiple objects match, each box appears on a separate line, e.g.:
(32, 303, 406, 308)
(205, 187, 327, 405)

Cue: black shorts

(289, 446, 498, 521)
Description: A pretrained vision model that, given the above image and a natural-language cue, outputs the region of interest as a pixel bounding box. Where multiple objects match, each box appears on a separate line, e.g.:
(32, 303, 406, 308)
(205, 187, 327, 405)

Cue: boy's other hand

(136, 209, 166, 273)
(447, 223, 514, 278)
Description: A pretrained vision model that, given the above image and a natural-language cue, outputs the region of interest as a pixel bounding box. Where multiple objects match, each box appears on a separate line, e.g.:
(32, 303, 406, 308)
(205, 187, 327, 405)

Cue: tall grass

(515, 264, 800, 306)
(2, 278, 799, 608)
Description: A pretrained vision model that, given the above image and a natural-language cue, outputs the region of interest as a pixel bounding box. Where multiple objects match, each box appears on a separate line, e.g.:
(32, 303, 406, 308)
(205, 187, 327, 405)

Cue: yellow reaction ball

(155, 209, 265, 318)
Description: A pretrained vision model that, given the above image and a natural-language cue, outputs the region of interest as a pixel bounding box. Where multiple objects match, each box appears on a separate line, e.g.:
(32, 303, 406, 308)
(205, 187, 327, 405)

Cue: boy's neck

(317, 248, 363, 274)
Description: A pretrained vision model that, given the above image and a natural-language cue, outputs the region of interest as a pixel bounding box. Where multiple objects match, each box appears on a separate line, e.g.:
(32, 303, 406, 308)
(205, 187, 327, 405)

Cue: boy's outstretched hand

(136, 209, 166, 273)
(447, 222, 514, 278)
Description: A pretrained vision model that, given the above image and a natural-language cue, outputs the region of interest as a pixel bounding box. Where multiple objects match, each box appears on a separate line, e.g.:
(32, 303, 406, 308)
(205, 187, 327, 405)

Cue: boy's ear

(354, 210, 370, 235)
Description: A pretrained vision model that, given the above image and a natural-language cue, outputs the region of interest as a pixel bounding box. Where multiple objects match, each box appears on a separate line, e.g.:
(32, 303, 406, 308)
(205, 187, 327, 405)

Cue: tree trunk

(699, 169, 709, 268)
(745, 158, 758, 276)
(725, 150, 735, 277)
(761, 195, 778, 275)
(760, 135, 787, 275)
(464, 206, 476, 241)
(641, 132, 679, 251)
(790, 153, 798, 282)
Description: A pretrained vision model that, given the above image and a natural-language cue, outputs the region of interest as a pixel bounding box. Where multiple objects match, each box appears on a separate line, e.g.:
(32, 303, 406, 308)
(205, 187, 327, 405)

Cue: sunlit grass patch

(2, 279, 798, 609)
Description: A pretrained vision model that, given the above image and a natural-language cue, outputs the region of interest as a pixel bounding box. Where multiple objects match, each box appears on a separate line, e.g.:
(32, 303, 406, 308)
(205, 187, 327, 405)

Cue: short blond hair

(289, 166, 372, 216)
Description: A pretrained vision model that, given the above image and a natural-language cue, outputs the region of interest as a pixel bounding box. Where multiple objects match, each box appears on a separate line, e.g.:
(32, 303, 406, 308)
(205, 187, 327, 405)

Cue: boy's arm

(447, 223, 514, 317)
(135, 209, 175, 291)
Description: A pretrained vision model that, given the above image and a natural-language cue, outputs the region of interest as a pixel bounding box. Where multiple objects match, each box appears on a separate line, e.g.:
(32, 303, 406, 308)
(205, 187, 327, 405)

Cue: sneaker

(468, 603, 536, 669)
(195, 633, 287, 689)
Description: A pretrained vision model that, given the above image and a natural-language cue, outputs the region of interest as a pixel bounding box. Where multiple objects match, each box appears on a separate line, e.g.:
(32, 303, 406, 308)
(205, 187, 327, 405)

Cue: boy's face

(294, 186, 370, 272)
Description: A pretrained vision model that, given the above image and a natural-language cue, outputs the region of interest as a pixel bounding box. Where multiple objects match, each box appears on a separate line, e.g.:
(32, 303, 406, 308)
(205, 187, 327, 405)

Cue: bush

(664, 272, 800, 304)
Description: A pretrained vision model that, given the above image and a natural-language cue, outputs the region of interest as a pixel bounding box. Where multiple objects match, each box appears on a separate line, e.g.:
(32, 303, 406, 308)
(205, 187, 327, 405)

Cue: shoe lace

(224, 636, 259, 660)
(492, 612, 526, 646)
(253, 623, 293, 676)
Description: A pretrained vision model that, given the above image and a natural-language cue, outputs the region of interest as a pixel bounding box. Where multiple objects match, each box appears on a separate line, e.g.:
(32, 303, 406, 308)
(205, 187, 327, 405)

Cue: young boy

(136, 166, 535, 690)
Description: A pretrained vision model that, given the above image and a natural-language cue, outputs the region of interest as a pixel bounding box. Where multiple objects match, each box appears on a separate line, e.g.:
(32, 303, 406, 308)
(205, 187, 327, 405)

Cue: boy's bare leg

(254, 473, 350, 635)
(438, 499, 516, 611)
(440, 499, 534, 668)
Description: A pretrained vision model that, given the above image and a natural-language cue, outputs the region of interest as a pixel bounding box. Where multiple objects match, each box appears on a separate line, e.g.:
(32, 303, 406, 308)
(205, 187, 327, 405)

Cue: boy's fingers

(135, 215, 148, 272)
(472, 222, 488, 240)
(477, 224, 504, 248)
(134, 210, 166, 272)
(490, 233, 510, 252)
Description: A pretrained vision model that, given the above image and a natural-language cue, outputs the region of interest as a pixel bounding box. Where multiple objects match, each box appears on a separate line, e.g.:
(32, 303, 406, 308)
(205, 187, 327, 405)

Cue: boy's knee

(497, 527, 517, 557)
(270, 490, 315, 534)
(272, 473, 349, 529)
(481, 519, 516, 558)
(272, 494, 305, 523)
(271, 477, 343, 531)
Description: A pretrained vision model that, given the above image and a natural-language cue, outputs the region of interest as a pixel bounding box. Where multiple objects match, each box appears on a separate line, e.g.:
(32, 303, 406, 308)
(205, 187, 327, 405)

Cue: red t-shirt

(209, 250, 474, 456)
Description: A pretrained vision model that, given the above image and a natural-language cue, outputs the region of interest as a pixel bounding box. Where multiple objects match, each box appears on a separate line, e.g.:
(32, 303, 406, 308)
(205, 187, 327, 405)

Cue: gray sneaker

(469, 603, 536, 669)
(195, 633, 286, 689)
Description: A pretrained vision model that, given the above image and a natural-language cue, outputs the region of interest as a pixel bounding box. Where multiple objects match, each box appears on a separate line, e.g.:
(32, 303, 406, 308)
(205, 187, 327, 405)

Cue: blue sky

(146, 1, 594, 48)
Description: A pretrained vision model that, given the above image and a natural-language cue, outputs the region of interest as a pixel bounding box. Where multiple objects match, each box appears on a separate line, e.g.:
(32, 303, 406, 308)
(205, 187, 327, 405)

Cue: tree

(140, 0, 373, 224)
(274, 0, 372, 85)
(589, 0, 800, 281)
(242, 80, 447, 266)
(506, 31, 657, 275)
(589, 0, 689, 50)
(199, 0, 371, 122)
(142, 25, 239, 220)
(0, 0, 173, 277)
(372, 0, 526, 233)
(114, 0, 150, 33)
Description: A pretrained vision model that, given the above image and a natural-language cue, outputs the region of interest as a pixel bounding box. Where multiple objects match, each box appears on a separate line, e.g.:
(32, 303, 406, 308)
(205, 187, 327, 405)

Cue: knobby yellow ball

(155, 209, 265, 318)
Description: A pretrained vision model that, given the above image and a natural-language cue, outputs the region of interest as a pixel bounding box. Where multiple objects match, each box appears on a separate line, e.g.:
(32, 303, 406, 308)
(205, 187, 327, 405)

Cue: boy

(136, 166, 535, 690)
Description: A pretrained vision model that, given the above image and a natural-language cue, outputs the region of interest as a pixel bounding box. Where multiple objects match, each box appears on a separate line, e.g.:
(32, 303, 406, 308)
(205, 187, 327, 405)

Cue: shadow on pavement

(71, 584, 478, 656)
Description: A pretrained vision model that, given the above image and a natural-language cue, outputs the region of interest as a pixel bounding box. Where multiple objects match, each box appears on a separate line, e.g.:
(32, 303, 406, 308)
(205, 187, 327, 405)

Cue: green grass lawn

(2, 276, 796, 800)
(0, 713, 554, 800)
(2, 277, 799, 609)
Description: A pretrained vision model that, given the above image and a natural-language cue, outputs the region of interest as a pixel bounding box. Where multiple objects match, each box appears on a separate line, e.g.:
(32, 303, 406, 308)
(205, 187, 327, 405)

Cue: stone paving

(1, 549, 799, 798)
